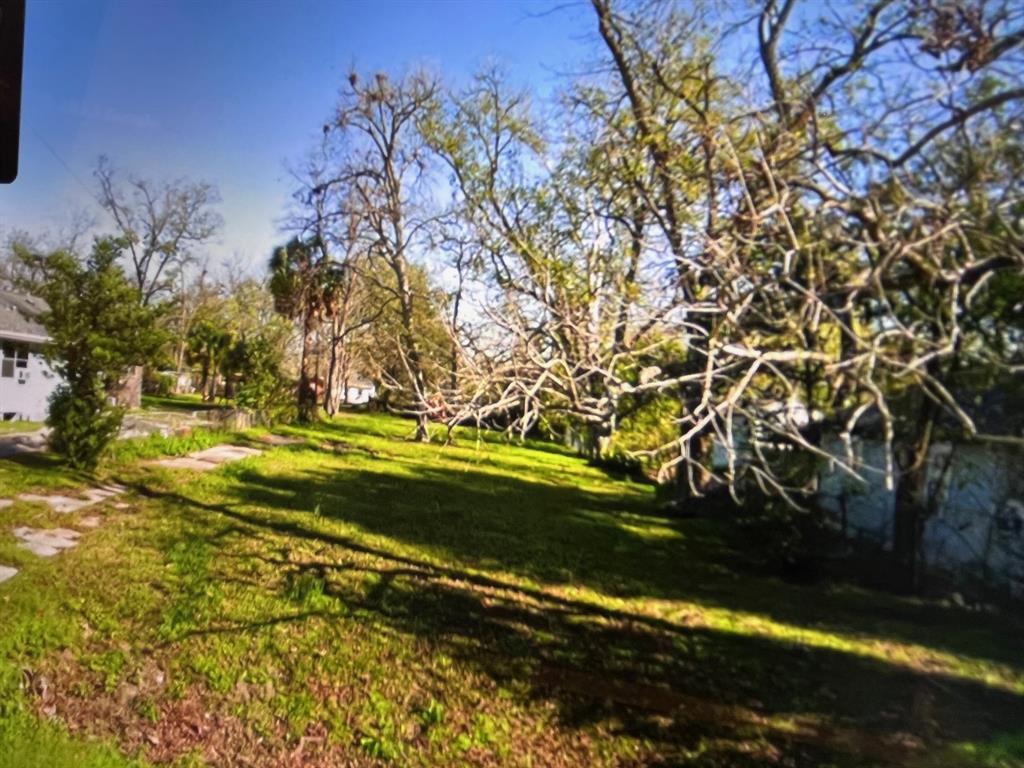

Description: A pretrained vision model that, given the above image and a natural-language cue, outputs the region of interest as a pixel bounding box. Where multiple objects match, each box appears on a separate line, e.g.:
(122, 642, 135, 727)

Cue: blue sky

(1, 0, 593, 273)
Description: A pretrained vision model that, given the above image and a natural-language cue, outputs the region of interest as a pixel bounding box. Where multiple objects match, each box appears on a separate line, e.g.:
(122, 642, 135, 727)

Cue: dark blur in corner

(0, 0, 26, 184)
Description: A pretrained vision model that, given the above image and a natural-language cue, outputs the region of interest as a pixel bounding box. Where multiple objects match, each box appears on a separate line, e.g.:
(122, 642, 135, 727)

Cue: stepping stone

(80, 486, 125, 504)
(113, 502, 130, 510)
(189, 445, 262, 464)
(151, 456, 220, 471)
(0, 499, 12, 509)
(17, 494, 92, 513)
(0, 565, 17, 583)
(78, 515, 102, 529)
(14, 526, 81, 557)
(0, 431, 47, 459)
(150, 444, 262, 471)
(16, 484, 124, 514)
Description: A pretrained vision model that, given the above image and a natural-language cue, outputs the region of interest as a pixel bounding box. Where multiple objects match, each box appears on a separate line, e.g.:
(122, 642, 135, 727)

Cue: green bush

(46, 386, 124, 471)
(143, 370, 176, 397)
(604, 393, 681, 475)
(231, 335, 296, 425)
(37, 238, 164, 470)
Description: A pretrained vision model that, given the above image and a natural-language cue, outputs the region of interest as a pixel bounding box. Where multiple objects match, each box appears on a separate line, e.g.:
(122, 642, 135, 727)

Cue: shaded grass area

(0, 427, 237, 497)
(0, 451, 88, 496)
(139, 394, 223, 413)
(0, 412, 1022, 766)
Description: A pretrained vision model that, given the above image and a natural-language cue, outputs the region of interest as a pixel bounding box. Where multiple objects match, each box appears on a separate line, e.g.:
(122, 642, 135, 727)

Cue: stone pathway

(151, 444, 262, 472)
(1, 443, 262, 586)
(14, 526, 81, 557)
(0, 484, 127, 584)
(0, 429, 48, 459)
(16, 484, 125, 513)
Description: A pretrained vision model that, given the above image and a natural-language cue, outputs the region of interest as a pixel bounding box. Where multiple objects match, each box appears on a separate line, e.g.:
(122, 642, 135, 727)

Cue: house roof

(0, 291, 49, 343)
(345, 378, 375, 389)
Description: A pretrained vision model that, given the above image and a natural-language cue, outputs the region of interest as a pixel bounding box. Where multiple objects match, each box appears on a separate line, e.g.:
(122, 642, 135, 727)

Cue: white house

(340, 377, 376, 405)
(0, 291, 61, 422)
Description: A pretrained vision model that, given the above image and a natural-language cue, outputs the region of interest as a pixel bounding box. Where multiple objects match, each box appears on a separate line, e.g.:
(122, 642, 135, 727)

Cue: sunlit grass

(0, 411, 1021, 766)
(0, 420, 43, 436)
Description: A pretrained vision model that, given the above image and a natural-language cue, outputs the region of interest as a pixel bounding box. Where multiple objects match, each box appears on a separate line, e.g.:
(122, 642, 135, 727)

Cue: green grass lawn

(139, 393, 224, 413)
(0, 420, 43, 436)
(0, 412, 1021, 767)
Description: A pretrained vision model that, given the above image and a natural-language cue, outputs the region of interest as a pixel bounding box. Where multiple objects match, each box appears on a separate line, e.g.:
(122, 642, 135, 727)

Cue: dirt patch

(30, 654, 363, 768)
(31, 651, 620, 768)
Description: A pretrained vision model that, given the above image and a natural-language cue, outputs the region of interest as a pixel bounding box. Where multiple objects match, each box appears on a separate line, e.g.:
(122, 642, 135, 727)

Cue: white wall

(0, 349, 61, 422)
(817, 438, 1024, 594)
(343, 384, 376, 405)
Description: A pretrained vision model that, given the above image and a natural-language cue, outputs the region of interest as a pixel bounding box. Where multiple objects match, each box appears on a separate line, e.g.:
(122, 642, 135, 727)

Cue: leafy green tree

(269, 236, 341, 422)
(38, 238, 164, 469)
(186, 318, 232, 402)
(230, 333, 296, 425)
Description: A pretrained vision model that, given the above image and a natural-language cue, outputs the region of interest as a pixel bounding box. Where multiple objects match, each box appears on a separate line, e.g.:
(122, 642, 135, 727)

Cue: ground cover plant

(0, 412, 1021, 767)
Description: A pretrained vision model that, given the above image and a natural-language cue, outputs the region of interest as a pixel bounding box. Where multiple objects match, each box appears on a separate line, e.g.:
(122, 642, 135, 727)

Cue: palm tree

(187, 319, 233, 402)
(268, 237, 341, 421)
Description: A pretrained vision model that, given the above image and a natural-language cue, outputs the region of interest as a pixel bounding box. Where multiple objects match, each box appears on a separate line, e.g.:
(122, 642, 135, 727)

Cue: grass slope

(0, 412, 1022, 767)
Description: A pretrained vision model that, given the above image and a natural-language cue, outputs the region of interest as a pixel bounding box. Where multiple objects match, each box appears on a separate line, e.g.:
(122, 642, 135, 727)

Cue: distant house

(340, 377, 377, 405)
(0, 291, 61, 422)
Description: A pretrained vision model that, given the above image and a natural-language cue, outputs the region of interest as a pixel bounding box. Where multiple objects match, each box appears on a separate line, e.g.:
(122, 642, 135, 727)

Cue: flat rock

(81, 485, 125, 503)
(0, 565, 17, 583)
(151, 456, 220, 471)
(15, 484, 124, 514)
(149, 444, 262, 472)
(14, 526, 81, 557)
(0, 430, 48, 459)
(17, 494, 92, 513)
(78, 515, 102, 529)
(0, 499, 12, 509)
(189, 445, 262, 463)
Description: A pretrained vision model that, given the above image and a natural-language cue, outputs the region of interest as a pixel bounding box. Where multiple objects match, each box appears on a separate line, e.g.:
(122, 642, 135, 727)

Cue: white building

(340, 377, 376, 405)
(0, 291, 61, 422)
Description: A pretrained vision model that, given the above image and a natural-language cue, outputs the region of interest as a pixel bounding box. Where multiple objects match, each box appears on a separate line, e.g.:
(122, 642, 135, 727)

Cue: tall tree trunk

(203, 352, 216, 402)
(340, 345, 350, 407)
(392, 252, 429, 441)
(199, 358, 211, 402)
(325, 318, 339, 416)
(892, 395, 939, 592)
(297, 308, 317, 422)
(174, 339, 188, 393)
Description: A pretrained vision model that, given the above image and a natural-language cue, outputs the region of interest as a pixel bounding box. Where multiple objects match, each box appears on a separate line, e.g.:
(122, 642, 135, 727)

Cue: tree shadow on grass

(125, 471, 1024, 767)
(205, 459, 1024, 670)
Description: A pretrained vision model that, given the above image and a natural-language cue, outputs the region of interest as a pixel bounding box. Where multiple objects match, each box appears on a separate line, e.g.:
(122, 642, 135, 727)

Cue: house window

(0, 342, 29, 378)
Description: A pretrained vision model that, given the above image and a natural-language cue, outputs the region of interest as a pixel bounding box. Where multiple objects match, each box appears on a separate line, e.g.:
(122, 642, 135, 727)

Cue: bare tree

(590, 0, 1024, 587)
(424, 68, 691, 452)
(316, 71, 443, 440)
(95, 156, 223, 305)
